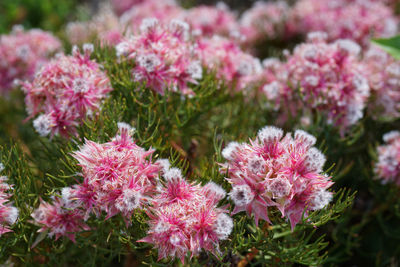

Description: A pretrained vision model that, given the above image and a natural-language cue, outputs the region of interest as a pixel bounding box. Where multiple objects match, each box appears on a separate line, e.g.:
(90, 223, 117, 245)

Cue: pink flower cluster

(292, 0, 398, 47)
(140, 165, 232, 263)
(22, 44, 112, 138)
(262, 33, 370, 131)
(196, 35, 262, 92)
(66, 4, 123, 46)
(239, 1, 294, 45)
(120, 0, 183, 34)
(363, 46, 400, 120)
(0, 25, 61, 94)
(31, 189, 89, 242)
(0, 163, 19, 236)
(111, 0, 145, 16)
(375, 131, 400, 186)
(221, 126, 333, 229)
(71, 123, 161, 221)
(181, 3, 238, 38)
(116, 19, 202, 95)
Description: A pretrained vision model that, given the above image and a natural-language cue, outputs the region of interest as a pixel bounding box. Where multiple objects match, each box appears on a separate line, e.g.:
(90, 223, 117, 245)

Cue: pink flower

(139, 166, 232, 263)
(111, 0, 145, 16)
(0, 167, 19, 236)
(375, 131, 400, 186)
(182, 3, 238, 38)
(239, 1, 293, 45)
(120, 0, 184, 34)
(22, 44, 112, 137)
(71, 123, 161, 222)
(0, 25, 61, 94)
(66, 4, 123, 46)
(291, 0, 398, 47)
(196, 35, 262, 93)
(221, 126, 333, 229)
(262, 33, 370, 132)
(116, 19, 202, 95)
(363, 46, 400, 120)
(31, 189, 89, 242)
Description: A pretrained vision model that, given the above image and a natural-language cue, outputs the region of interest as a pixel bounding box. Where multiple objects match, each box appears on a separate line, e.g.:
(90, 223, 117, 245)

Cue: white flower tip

(310, 190, 332, 210)
(213, 213, 233, 240)
(6, 207, 19, 225)
(383, 131, 400, 143)
(83, 43, 94, 55)
(304, 147, 326, 173)
(33, 114, 53, 137)
(204, 181, 226, 200)
(163, 167, 183, 181)
(140, 18, 159, 32)
(117, 122, 135, 135)
(0, 163, 4, 172)
(307, 31, 327, 43)
(335, 39, 361, 56)
(257, 126, 283, 144)
(222, 142, 240, 161)
(156, 159, 171, 173)
(229, 184, 254, 206)
(294, 129, 316, 147)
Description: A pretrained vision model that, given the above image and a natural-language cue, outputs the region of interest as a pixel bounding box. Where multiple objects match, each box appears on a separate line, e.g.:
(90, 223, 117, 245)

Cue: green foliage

(372, 35, 400, 60)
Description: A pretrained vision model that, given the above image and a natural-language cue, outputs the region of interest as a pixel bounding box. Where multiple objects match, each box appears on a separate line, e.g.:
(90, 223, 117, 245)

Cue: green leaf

(372, 35, 400, 59)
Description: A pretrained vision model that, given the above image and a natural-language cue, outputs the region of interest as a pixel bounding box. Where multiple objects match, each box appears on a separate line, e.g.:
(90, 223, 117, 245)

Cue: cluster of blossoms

(375, 131, 400, 186)
(262, 33, 370, 131)
(70, 123, 162, 221)
(363, 46, 400, 120)
(140, 165, 232, 263)
(120, 0, 183, 34)
(0, 163, 19, 236)
(0, 26, 61, 94)
(238, 1, 294, 46)
(66, 4, 123, 46)
(291, 0, 398, 47)
(22, 44, 112, 138)
(181, 3, 238, 38)
(221, 126, 333, 229)
(116, 19, 202, 95)
(31, 189, 89, 242)
(196, 35, 262, 92)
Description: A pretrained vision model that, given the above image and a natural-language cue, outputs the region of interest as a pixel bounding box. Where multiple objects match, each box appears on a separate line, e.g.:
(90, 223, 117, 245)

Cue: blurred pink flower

(0, 169, 18, 236)
(375, 131, 400, 186)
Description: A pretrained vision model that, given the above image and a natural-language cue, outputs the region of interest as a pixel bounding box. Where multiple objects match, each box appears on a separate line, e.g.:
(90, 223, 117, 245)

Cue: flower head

(0, 165, 19, 236)
(375, 131, 400, 186)
(221, 126, 333, 229)
(22, 44, 112, 137)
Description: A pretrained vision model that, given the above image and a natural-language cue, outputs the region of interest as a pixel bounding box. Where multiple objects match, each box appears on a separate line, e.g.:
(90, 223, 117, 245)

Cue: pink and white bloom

(221, 126, 333, 229)
(139, 166, 232, 263)
(31, 189, 89, 242)
(291, 0, 398, 47)
(375, 131, 400, 186)
(0, 165, 19, 236)
(116, 19, 202, 95)
(363, 46, 400, 120)
(22, 44, 112, 137)
(262, 33, 370, 132)
(71, 123, 162, 222)
(0, 25, 61, 94)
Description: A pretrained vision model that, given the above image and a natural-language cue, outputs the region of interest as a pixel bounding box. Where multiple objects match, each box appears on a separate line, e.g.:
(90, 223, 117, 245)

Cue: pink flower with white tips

(0, 165, 19, 236)
(31, 189, 89, 242)
(182, 3, 239, 38)
(139, 166, 232, 263)
(0, 25, 61, 94)
(375, 131, 400, 186)
(291, 0, 398, 47)
(221, 126, 333, 229)
(196, 35, 262, 93)
(263, 33, 370, 132)
(363, 46, 400, 120)
(116, 18, 202, 96)
(22, 44, 112, 137)
(71, 123, 161, 222)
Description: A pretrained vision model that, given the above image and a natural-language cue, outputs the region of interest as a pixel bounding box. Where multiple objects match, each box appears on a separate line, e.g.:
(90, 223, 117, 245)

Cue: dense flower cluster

(120, 0, 183, 34)
(66, 4, 122, 46)
(0, 26, 61, 94)
(364, 46, 400, 120)
(71, 123, 161, 221)
(221, 126, 333, 229)
(375, 131, 400, 186)
(292, 0, 398, 47)
(262, 33, 370, 131)
(31, 189, 89, 242)
(22, 44, 112, 137)
(140, 165, 232, 263)
(0, 163, 18, 236)
(116, 19, 202, 95)
(196, 35, 262, 92)
(182, 3, 238, 38)
(239, 1, 294, 45)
